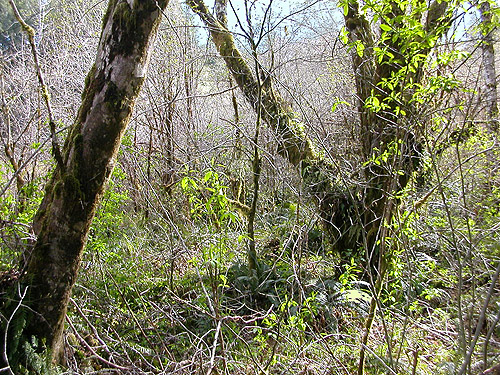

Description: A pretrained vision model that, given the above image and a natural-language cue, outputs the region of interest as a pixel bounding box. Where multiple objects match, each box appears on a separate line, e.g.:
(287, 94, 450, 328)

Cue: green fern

(19, 336, 60, 375)
(3, 295, 27, 368)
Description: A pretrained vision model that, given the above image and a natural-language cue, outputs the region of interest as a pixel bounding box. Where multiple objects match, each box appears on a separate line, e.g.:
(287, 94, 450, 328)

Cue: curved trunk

(345, 2, 452, 373)
(344, 0, 450, 261)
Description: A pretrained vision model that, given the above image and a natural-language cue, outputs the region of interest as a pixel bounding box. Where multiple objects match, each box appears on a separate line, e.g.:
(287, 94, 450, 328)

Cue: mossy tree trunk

(344, 1, 452, 373)
(10, 0, 169, 364)
(344, 0, 451, 268)
(186, 0, 345, 238)
(187, 0, 347, 272)
(187, 0, 319, 169)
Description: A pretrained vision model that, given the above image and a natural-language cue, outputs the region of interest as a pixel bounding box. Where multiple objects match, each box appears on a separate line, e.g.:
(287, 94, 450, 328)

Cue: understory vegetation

(0, 0, 499, 374)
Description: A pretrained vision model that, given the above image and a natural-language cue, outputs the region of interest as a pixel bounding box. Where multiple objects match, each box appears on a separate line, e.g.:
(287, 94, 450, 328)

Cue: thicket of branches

(0, 0, 499, 374)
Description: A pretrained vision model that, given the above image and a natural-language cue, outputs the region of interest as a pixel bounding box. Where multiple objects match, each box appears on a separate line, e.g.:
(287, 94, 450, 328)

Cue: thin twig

(459, 260, 500, 375)
(69, 298, 110, 354)
(207, 320, 222, 374)
(7, 0, 64, 171)
(0, 126, 68, 199)
(65, 315, 131, 371)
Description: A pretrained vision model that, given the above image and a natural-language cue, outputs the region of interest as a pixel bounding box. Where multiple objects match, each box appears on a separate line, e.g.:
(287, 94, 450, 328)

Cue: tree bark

(345, 2, 452, 373)
(183, 0, 387, 256)
(344, 0, 451, 263)
(479, 0, 499, 132)
(7, 0, 169, 364)
(186, 0, 347, 236)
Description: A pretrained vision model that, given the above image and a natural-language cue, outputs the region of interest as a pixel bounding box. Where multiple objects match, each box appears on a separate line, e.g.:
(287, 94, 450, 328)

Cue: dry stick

(433, 147, 471, 362)
(459, 260, 500, 375)
(127, 283, 175, 361)
(358, 177, 399, 375)
(483, 307, 500, 371)
(133, 85, 239, 118)
(410, 348, 418, 375)
(262, 305, 282, 373)
(455, 126, 478, 370)
(220, 322, 269, 375)
(357, 269, 386, 375)
(69, 298, 110, 354)
(105, 321, 159, 371)
(0, 75, 26, 196)
(414, 141, 500, 368)
(65, 315, 131, 371)
(7, 0, 64, 171)
(0, 126, 68, 197)
(106, 271, 165, 372)
(359, 343, 399, 375)
(207, 320, 222, 375)
(318, 335, 352, 375)
(246, 109, 261, 272)
(246, 33, 263, 274)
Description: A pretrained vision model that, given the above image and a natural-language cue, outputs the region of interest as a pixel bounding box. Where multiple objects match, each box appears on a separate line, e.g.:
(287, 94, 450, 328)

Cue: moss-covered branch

(187, 0, 318, 167)
(8, 0, 64, 171)
(187, 0, 358, 254)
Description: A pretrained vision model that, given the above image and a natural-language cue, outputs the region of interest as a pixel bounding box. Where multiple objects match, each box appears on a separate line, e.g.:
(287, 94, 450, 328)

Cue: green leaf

(332, 97, 350, 112)
(344, 289, 371, 303)
(356, 41, 365, 57)
(340, 26, 349, 44)
(181, 177, 188, 190)
(380, 23, 391, 32)
(203, 170, 213, 182)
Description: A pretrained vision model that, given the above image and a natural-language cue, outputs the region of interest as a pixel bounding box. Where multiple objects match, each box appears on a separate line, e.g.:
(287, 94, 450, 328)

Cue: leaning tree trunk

(5, 0, 169, 364)
(186, 0, 350, 247)
(187, 0, 318, 168)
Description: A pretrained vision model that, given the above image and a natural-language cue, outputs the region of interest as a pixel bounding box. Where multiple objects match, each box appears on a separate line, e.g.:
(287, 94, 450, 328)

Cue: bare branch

(7, 0, 64, 171)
